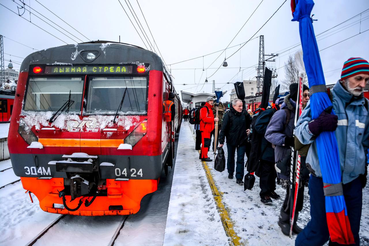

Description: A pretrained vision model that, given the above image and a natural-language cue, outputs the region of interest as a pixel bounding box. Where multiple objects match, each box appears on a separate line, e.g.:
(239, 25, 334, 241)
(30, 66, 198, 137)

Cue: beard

(345, 79, 363, 96)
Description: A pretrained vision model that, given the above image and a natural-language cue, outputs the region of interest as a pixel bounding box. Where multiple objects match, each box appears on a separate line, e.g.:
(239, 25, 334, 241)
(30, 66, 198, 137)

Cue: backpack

(189, 108, 197, 124)
(247, 107, 290, 175)
(189, 106, 209, 125)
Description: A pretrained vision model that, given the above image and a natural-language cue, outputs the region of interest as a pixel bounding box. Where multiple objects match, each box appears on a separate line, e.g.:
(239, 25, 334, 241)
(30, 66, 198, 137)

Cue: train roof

(20, 41, 167, 76)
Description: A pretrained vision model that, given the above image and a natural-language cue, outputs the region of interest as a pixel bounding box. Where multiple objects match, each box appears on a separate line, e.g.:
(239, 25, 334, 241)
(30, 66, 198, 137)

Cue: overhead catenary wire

(205, 0, 265, 71)
(117, 0, 149, 50)
(276, 11, 369, 59)
(174, 8, 369, 81)
(35, 0, 90, 41)
(205, 0, 287, 82)
(14, 0, 85, 43)
(276, 26, 369, 73)
(184, 0, 288, 93)
(181, 7, 369, 91)
(124, 0, 155, 52)
(227, 0, 287, 61)
(0, 3, 69, 44)
(4, 59, 22, 65)
(168, 37, 258, 66)
(3, 36, 38, 50)
(136, 0, 167, 67)
(4, 53, 24, 60)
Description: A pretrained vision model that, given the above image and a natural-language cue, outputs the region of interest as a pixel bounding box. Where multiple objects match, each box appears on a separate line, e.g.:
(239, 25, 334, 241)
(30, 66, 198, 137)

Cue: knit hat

(289, 83, 298, 101)
(206, 96, 215, 102)
(341, 57, 369, 80)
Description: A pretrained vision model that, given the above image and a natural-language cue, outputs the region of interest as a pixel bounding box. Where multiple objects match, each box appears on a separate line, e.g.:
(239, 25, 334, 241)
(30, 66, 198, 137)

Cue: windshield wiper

(113, 87, 127, 124)
(49, 90, 74, 123)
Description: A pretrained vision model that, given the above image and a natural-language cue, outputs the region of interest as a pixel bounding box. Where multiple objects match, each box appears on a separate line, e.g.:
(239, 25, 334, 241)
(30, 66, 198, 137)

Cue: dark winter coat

(253, 108, 276, 163)
(265, 95, 296, 163)
(218, 107, 251, 147)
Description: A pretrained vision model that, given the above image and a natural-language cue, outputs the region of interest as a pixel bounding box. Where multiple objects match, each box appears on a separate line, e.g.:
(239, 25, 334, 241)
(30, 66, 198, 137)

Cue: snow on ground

(0, 121, 368, 246)
(164, 122, 369, 245)
(0, 160, 18, 187)
(0, 183, 61, 246)
(0, 123, 9, 139)
(164, 122, 229, 245)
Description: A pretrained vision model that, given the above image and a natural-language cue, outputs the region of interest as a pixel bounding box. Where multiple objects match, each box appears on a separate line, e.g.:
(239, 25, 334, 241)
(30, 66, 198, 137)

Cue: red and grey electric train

(8, 41, 182, 216)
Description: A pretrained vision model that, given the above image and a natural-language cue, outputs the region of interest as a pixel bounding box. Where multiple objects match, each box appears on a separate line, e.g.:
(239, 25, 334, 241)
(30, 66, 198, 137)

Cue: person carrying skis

(265, 83, 304, 235)
(295, 58, 369, 245)
(295, 85, 311, 188)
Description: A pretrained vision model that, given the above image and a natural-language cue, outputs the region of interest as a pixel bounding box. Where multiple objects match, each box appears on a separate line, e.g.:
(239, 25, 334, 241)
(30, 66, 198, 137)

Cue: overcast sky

(1, 0, 368, 101)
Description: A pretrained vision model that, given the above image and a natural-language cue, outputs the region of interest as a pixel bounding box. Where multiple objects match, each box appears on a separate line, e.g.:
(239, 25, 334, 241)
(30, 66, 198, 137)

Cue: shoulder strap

(200, 106, 210, 122)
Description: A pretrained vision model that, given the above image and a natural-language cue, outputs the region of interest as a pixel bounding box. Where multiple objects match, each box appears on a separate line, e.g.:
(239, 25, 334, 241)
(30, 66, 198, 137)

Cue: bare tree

(294, 50, 308, 85)
(270, 78, 279, 96)
(284, 55, 300, 85)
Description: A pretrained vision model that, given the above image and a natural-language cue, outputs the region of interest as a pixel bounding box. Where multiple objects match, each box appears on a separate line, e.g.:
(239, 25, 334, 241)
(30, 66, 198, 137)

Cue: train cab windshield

(24, 77, 83, 112)
(85, 76, 147, 115)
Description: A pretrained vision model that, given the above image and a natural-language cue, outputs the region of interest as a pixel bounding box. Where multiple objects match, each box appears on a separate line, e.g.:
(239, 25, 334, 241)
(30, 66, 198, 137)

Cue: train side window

(0, 100, 7, 113)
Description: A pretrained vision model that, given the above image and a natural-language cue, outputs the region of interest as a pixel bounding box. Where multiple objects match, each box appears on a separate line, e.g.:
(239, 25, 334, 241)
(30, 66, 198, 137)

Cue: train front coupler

(54, 153, 100, 200)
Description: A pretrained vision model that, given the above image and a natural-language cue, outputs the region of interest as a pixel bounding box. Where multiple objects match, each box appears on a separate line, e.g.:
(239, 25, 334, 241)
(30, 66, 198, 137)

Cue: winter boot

(278, 208, 290, 236)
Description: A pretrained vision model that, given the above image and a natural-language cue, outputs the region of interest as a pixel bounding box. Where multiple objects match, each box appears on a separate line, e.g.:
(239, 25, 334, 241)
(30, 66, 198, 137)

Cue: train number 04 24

(114, 168, 143, 177)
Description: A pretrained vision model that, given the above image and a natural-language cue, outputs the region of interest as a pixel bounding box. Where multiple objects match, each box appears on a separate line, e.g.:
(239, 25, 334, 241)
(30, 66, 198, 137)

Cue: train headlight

(18, 119, 38, 145)
(124, 120, 147, 147)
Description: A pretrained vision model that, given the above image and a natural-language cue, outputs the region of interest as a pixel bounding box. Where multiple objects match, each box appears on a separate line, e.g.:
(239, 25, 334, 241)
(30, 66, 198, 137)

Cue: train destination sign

(44, 65, 133, 74)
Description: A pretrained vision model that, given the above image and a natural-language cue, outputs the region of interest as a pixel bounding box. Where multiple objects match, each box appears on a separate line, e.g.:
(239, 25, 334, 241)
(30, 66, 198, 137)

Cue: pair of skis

(289, 77, 304, 237)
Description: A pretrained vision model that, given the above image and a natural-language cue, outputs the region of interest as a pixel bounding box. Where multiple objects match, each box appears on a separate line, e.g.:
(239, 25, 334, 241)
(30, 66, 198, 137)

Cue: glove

(284, 137, 294, 147)
(308, 106, 338, 136)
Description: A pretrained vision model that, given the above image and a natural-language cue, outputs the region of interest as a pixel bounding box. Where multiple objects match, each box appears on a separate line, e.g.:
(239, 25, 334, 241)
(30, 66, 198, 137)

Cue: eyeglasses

(303, 93, 310, 98)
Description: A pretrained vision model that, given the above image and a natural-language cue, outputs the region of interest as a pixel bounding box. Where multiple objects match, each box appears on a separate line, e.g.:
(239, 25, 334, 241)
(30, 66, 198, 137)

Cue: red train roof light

(33, 66, 43, 74)
(137, 65, 145, 73)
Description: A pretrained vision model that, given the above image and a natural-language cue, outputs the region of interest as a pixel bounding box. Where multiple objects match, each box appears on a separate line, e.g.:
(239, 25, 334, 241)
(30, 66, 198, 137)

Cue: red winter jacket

(200, 102, 215, 132)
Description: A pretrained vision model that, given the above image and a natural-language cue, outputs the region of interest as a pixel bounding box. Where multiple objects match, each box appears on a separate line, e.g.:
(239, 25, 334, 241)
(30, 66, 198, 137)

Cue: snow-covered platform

(163, 121, 369, 245)
(0, 123, 10, 160)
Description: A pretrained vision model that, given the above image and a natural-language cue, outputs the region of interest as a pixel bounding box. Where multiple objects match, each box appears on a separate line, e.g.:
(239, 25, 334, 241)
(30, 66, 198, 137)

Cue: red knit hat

(341, 57, 369, 80)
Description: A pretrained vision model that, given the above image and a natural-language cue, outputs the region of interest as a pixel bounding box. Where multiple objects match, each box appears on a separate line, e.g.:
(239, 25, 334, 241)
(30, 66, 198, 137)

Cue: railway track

(25, 215, 129, 246)
(0, 165, 21, 189)
(107, 216, 129, 246)
(0, 166, 12, 172)
(0, 178, 20, 189)
(26, 215, 66, 246)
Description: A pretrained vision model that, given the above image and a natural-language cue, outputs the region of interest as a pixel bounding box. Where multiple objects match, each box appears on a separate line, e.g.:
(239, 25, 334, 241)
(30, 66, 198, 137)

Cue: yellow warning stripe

(190, 123, 243, 246)
(38, 138, 123, 148)
(201, 159, 244, 246)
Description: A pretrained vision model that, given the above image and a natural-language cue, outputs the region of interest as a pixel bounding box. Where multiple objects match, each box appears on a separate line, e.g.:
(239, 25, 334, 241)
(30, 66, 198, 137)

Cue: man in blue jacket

(295, 57, 369, 246)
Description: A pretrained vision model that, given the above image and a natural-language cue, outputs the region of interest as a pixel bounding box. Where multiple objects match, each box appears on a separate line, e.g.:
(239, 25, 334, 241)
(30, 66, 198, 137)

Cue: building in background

(1, 61, 18, 83)
(181, 91, 215, 110)
(243, 79, 258, 97)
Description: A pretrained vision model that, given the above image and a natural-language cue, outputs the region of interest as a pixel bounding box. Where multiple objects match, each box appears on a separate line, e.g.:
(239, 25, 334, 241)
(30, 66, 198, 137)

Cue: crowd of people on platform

(182, 57, 369, 245)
